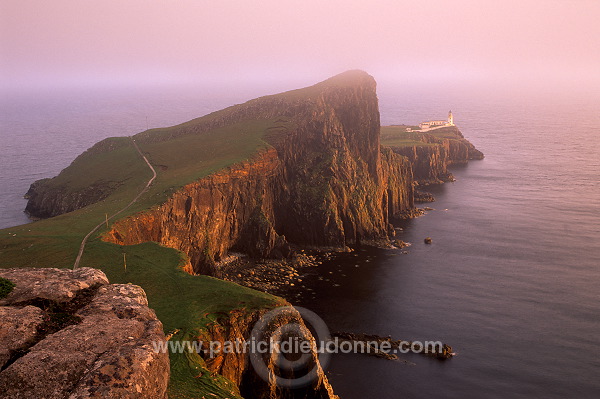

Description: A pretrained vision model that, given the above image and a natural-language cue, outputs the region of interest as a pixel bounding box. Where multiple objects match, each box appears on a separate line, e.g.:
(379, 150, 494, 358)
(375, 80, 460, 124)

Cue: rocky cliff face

(0, 267, 169, 399)
(196, 306, 337, 399)
(391, 144, 453, 185)
(24, 177, 115, 219)
(24, 138, 132, 219)
(387, 126, 484, 185)
(103, 71, 414, 274)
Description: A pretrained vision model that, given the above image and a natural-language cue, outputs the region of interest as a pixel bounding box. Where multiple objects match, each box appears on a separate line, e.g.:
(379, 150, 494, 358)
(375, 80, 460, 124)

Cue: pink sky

(1, 0, 599, 90)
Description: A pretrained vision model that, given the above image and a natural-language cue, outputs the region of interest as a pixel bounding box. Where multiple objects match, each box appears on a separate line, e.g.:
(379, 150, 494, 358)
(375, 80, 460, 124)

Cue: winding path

(73, 138, 157, 269)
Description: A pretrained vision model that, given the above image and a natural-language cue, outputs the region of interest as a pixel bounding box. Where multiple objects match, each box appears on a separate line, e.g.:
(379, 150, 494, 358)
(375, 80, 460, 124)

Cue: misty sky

(1, 0, 599, 91)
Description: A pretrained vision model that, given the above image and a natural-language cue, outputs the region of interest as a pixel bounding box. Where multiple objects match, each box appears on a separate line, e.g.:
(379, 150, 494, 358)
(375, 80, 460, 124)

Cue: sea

(1, 81, 599, 398)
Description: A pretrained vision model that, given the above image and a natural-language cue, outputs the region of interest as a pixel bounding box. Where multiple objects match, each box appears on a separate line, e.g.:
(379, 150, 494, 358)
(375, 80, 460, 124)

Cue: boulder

(0, 267, 108, 305)
(393, 240, 410, 248)
(0, 268, 169, 398)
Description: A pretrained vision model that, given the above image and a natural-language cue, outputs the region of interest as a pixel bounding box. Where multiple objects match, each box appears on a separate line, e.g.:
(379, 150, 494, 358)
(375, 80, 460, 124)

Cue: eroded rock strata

(0, 268, 169, 399)
(23, 72, 484, 277)
(386, 126, 484, 185)
(196, 306, 337, 399)
(17, 72, 485, 399)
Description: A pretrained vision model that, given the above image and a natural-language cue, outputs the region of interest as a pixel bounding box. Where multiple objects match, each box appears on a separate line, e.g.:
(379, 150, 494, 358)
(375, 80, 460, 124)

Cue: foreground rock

(0, 267, 169, 399)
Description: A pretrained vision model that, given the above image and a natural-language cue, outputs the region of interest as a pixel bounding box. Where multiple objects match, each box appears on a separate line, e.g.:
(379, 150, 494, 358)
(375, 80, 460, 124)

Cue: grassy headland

(0, 113, 291, 397)
(380, 125, 438, 147)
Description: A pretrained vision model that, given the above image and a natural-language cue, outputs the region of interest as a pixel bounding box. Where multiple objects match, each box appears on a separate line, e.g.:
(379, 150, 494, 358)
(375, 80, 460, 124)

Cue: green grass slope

(0, 114, 292, 398)
(380, 125, 437, 147)
(380, 124, 470, 149)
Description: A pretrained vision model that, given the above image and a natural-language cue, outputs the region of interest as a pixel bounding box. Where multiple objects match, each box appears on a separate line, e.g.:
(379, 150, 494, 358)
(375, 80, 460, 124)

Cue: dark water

(1, 84, 599, 398)
(294, 87, 600, 398)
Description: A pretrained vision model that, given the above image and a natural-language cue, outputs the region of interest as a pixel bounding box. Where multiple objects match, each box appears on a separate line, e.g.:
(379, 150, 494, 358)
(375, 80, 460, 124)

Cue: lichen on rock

(0, 267, 169, 399)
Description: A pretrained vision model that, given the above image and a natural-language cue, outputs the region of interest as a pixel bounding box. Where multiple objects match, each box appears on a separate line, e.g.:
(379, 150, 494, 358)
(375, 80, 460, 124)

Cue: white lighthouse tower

(448, 110, 454, 126)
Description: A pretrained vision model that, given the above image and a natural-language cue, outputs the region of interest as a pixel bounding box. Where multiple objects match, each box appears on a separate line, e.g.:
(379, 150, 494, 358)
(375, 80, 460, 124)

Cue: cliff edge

(13, 72, 485, 398)
(381, 125, 484, 186)
(101, 71, 414, 274)
(22, 72, 484, 275)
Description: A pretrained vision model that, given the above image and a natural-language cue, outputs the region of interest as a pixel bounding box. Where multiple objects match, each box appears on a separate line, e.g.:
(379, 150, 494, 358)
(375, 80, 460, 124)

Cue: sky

(1, 0, 599, 92)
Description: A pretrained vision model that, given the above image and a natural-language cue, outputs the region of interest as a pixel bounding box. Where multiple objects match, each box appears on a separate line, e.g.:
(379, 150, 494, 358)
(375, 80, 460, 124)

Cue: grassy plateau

(380, 124, 465, 148)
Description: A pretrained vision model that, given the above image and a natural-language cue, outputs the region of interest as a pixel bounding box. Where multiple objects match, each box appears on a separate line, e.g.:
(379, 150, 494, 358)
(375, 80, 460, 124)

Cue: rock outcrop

(24, 178, 115, 219)
(102, 71, 414, 274)
(386, 126, 484, 185)
(24, 137, 133, 219)
(0, 267, 169, 399)
(193, 306, 337, 399)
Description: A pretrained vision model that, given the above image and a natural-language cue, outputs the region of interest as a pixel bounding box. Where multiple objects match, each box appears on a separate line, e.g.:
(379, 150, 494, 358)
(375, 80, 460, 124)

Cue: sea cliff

(195, 305, 337, 399)
(381, 125, 484, 186)
(23, 72, 484, 274)
(95, 71, 415, 274)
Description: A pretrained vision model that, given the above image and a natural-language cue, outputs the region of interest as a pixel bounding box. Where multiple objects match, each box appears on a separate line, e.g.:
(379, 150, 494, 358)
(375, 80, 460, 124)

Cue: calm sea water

(1, 83, 599, 398)
(295, 86, 600, 398)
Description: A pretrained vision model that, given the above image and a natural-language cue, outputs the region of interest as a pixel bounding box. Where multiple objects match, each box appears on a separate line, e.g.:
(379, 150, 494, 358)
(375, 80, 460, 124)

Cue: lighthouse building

(419, 111, 455, 130)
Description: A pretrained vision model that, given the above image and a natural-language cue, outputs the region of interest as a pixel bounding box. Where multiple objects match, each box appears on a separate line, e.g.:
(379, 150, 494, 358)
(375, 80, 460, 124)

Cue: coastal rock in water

(414, 190, 435, 203)
(0, 268, 169, 399)
(393, 239, 410, 248)
(334, 331, 455, 361)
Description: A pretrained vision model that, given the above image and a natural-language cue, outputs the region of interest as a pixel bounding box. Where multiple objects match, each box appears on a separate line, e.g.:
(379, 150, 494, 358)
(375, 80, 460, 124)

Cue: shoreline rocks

(414, 190, 436, 203)
(221, 251, 331, 295)
(333, 331, 455, 361)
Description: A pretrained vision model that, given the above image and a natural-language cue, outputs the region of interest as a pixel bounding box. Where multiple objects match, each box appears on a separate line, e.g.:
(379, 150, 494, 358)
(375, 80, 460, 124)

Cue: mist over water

(1, 82, 599, 397)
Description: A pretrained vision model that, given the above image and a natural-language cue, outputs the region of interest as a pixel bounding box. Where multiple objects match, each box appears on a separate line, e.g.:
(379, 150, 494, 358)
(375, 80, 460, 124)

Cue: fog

(1, 0, 599, 94)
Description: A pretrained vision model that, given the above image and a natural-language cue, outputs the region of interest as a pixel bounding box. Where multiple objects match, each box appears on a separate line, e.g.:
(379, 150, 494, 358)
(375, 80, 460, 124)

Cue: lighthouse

(448, 110, 454, 126)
